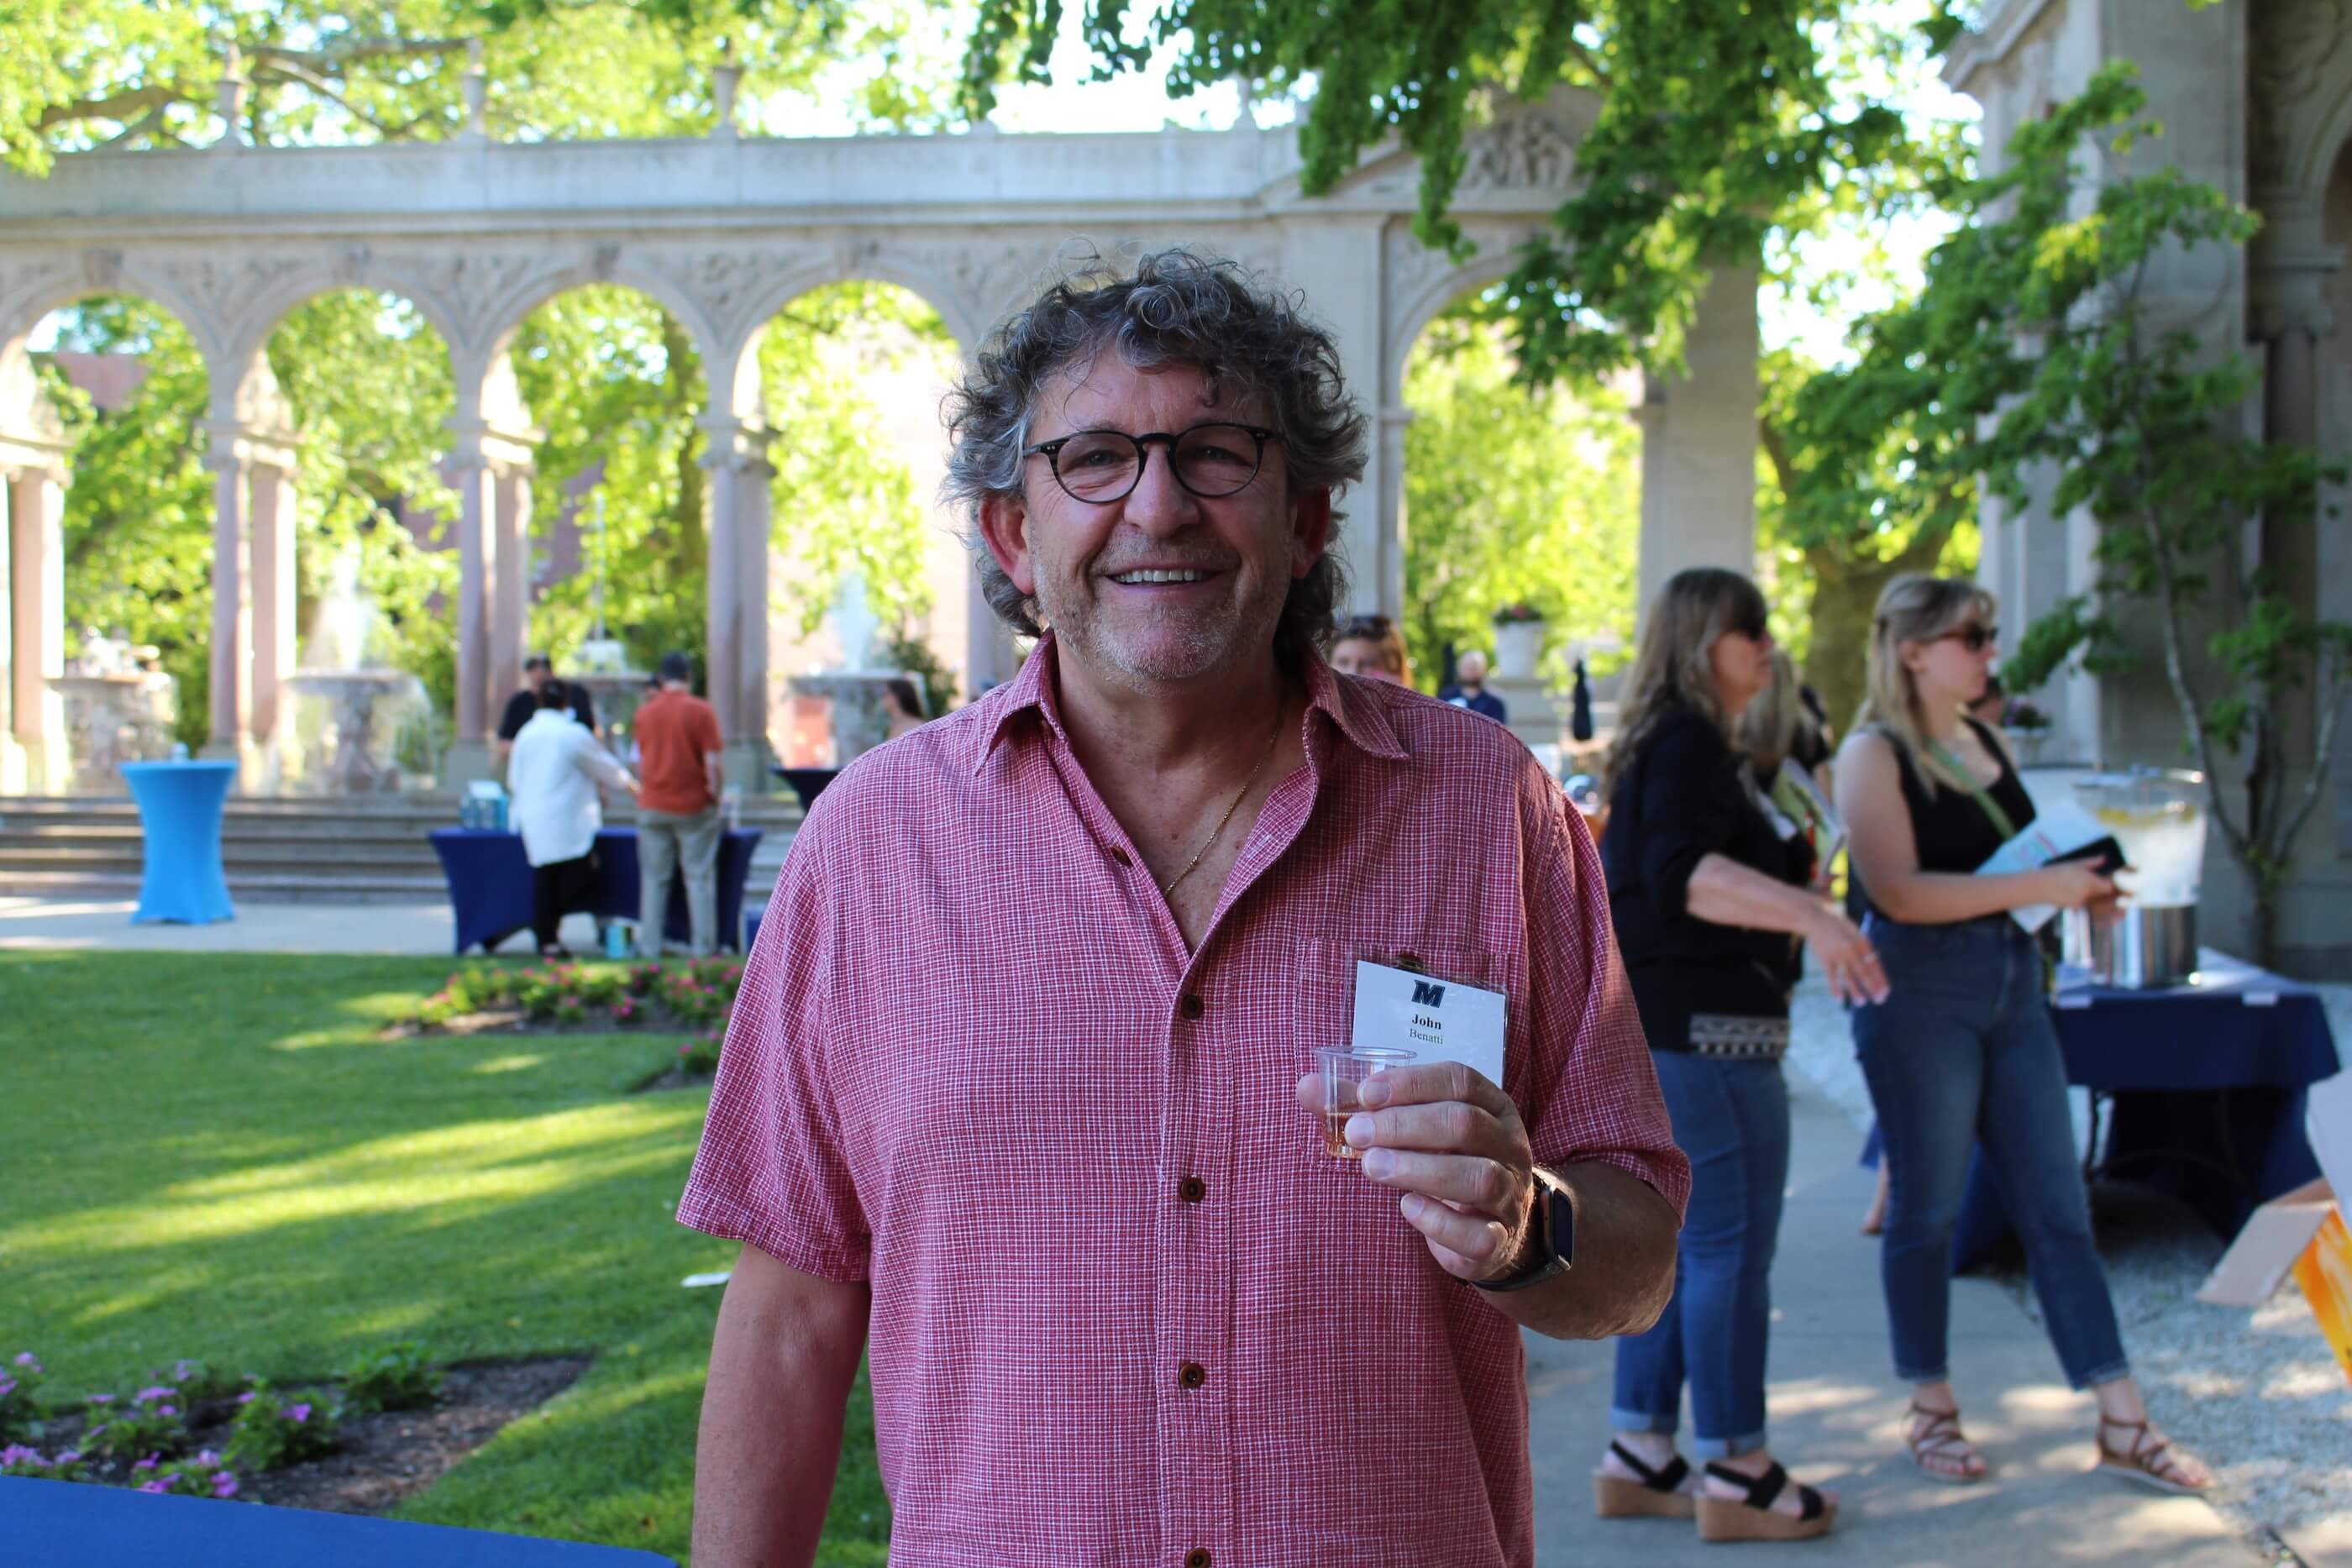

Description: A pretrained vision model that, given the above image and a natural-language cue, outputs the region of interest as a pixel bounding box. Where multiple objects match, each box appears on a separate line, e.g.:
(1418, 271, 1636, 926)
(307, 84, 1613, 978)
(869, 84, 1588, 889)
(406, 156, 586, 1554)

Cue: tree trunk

(1798, 532, 1952, 739)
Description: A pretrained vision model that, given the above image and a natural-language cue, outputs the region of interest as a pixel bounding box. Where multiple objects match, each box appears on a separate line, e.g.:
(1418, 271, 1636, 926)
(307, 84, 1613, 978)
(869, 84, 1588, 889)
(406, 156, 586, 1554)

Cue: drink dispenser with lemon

(2061, 768, 2207, 988)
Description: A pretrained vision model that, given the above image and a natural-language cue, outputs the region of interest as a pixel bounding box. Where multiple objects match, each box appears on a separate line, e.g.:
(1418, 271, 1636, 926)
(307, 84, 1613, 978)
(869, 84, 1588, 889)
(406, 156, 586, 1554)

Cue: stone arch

(0, 286, 211, 792)
(1382, 244, 1536, 415)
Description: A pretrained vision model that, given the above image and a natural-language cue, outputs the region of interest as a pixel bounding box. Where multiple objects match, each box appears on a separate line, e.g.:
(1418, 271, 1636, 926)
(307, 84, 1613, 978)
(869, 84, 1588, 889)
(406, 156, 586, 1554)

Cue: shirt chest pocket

(1291, 936, 1510, 1089)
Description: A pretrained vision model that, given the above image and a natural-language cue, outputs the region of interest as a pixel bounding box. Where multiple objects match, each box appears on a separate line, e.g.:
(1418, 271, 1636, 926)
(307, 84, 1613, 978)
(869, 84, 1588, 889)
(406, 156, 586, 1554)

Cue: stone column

(1634, 264, 1760, 623)
(246, 459, 297, 784)
(202, 450, 253, 774)
(491, 463, 533, 711)
(1374, 406, 1413, 620)
(701, 453, 742, 744)
(8, 465, 66, 792)
(444, 454, 500, 786)
(699, 416, 776, 785)
(0, 471, 13, 792)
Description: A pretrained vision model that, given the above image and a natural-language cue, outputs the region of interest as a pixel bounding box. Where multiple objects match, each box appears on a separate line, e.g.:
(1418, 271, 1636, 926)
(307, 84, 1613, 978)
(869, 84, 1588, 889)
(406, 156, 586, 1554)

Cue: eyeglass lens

(1053, 424, 1262, 502)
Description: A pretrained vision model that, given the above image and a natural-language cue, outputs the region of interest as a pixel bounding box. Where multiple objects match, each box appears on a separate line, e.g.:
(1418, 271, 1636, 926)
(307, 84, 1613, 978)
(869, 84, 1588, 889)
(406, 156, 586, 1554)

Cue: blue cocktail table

(119, 759, 238, 925)
(0, 1476, 675, 1565)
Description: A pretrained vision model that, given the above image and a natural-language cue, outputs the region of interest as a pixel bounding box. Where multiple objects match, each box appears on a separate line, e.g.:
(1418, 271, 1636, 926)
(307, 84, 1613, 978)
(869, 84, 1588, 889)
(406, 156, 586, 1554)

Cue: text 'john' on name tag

(1351, 959, 1508, 1088)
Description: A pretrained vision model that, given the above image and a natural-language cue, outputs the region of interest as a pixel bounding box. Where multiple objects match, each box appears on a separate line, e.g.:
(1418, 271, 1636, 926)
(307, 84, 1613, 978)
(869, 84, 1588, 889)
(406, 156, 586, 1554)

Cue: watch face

(1549, 1184, 1574, 1269)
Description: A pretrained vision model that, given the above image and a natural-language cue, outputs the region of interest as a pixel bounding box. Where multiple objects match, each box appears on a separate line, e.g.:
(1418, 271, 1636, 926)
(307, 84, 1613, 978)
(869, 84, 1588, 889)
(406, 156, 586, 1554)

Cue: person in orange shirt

(633, 651, 725, 957)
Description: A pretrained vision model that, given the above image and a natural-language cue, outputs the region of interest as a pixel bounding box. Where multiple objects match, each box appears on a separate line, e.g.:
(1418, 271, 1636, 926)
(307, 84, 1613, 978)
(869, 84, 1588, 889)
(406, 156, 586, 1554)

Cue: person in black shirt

(1837, 574, 2208, 1495)
(497, 653, 596, 764)
(1592, 568, 1882, 1543)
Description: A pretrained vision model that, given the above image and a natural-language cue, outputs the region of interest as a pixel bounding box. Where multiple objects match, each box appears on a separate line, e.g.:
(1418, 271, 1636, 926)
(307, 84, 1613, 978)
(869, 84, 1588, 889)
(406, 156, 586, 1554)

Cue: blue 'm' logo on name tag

(1411, 980, 1446, 1008)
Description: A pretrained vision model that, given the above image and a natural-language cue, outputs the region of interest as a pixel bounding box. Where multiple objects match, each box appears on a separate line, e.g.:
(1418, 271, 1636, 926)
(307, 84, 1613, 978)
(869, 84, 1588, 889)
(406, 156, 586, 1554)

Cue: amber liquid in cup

(1315, 1046, 1415, 1161)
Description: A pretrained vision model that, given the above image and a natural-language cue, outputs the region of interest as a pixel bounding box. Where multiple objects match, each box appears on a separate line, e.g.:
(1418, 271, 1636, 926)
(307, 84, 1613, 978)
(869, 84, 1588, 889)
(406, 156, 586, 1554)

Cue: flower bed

(0, 1343, 447, 1502)
(397, 957, 743, 1084)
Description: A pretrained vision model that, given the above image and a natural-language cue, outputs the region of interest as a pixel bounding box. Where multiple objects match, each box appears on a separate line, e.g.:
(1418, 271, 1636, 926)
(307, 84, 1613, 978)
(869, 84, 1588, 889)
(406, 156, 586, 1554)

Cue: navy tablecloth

(1864, 951, 2341, 1271)
(428, 827, 762, 955)
(121, 760, 237, 925)
(0, 1476, 673, 1566)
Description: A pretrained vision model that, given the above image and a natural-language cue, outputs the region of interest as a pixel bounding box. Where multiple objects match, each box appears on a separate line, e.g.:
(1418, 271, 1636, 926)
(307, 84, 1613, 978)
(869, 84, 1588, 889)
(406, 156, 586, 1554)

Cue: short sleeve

(496, 691, 533, 742)
(676, 824, 871, 1279)
(1514, 762, 1691, 1218)
(696, 700, 723, 753)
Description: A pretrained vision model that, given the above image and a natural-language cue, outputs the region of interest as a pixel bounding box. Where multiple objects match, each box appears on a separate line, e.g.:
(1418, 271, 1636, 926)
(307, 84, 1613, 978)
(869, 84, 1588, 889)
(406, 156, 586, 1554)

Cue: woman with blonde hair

(1591, 568, 1883, 1542)
(1735, 650, 1840, 889)
(1835, 574, 2209, 1493)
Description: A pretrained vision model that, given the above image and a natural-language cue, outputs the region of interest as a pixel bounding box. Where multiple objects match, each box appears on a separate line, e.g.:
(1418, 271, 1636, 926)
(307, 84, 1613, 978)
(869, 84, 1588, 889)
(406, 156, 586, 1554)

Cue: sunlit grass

(2, 952, 889, 1565)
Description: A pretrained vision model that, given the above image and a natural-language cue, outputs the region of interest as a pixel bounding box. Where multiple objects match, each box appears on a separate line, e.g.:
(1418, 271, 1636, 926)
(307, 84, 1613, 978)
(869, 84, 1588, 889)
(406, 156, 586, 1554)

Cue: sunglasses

(1934, 623, 1999, 653)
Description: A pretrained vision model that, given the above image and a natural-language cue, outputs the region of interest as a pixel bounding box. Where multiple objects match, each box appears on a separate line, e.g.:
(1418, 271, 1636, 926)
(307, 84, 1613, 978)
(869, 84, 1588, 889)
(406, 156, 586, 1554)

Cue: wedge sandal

(1905, 1401, 1986, 1485)
(1695, 1460, 1835, 1543)
(2094, 1416, 2210, 1495)
(1593, 1440, 1698, 1520)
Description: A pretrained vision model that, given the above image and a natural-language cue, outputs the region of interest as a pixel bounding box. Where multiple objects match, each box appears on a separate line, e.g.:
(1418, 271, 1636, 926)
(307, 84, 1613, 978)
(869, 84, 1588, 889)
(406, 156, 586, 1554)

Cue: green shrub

(341, 1341, 443, 1415)
(0, 1353, 45, 1442)
(81, 1386, 188, 1461)
(223, 1386, 339, 1471)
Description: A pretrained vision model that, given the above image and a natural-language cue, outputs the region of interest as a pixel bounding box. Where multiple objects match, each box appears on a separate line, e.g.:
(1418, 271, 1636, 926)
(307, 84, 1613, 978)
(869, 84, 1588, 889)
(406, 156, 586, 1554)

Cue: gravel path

(1785, 973, 2352, 1548)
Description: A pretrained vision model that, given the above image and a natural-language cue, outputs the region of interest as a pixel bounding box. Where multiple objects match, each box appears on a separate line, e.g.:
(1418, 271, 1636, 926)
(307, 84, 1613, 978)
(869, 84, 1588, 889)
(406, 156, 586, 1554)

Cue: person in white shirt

(508, 680, 638, 957)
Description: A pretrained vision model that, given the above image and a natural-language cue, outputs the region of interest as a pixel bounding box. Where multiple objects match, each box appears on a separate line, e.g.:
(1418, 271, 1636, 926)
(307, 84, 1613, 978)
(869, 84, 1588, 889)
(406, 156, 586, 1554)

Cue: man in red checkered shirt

(681, 250, 1688, 1568)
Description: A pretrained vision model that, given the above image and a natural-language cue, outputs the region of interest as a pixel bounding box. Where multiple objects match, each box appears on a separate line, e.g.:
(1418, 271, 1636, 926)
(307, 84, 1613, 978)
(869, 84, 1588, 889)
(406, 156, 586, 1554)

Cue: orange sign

(2293, 1209, 2352, 1386)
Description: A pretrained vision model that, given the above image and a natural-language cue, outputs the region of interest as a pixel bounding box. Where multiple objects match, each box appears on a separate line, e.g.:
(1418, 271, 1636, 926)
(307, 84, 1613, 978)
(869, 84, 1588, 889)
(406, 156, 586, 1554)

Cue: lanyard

(1929, 741, 2017, 842)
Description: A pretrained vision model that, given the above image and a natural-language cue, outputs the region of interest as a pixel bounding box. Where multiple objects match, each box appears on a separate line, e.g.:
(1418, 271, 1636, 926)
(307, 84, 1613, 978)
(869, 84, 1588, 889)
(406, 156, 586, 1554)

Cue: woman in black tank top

(1834, 575, 2211, 1496)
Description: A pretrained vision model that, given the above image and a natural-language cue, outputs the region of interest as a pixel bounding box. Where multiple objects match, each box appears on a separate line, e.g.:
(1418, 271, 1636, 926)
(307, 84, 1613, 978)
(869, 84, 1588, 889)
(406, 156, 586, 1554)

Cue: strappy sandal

(2095, 1416, 2210, 1495)
(1905, 1401, 1986, 1485)
(1695, 1460, 1835, 1543)
(1593, 1440, 1698, 1519)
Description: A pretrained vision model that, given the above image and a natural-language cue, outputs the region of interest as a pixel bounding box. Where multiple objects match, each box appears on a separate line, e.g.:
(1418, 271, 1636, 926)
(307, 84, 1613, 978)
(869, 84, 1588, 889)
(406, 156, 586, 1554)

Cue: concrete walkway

(1526, 1067, 2261, 1567)
(0, 894, 585, 955)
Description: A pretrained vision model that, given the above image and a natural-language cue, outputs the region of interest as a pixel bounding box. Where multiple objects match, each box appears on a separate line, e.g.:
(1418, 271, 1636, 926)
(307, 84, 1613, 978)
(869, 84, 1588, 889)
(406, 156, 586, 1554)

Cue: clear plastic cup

(1315, 1046, 1415, 1159)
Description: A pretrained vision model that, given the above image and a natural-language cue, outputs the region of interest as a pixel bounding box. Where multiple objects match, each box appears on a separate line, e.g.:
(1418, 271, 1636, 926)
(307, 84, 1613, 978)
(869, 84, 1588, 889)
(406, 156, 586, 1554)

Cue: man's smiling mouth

(1108, 569, 1213, 585)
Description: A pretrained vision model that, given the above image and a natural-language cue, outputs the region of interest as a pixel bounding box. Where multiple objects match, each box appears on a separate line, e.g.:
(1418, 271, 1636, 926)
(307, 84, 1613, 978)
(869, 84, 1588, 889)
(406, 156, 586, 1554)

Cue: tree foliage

(960, 0, 1945, 380)
(1401, 312, 1639, 689)
(4, 0, 956, 174)
(1840, 64, 2348, 960)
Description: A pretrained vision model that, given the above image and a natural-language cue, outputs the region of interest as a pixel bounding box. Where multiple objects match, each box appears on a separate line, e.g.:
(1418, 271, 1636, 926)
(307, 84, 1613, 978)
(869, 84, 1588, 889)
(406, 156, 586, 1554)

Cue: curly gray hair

(940, 249, 1368, 668)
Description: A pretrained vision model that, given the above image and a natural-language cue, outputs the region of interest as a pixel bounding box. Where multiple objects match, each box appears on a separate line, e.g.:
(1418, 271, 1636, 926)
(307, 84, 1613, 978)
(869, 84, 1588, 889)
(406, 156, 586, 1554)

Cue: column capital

(2250, 248, 2343, 341)
(202, 423, 297, 474)
(445, 421, 538, 474)
(698, 413, 773, 474)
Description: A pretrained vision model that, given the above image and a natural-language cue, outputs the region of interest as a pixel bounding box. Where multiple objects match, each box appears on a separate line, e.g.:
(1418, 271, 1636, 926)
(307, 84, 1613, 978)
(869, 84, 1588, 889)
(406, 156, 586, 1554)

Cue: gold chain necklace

(1159, 705, 1286, 900)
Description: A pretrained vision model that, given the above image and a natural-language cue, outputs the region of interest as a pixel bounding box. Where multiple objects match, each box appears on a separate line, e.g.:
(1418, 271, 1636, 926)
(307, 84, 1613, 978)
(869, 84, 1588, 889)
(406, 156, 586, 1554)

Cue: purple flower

(195, 1450, 221, 1466)
(173, 1361, 198, 1381)
(133, 1454, 160, 1472)
(234, 1392, 257, 1405)
(285, 1403, 312, 1423)
(0, 1379, 14, 1398)
(212, 1471, 239, 1499)
(0, 1444, 44, 1466)
(138, 1478, 174, 1494)
(10, 1353, 38, 1371)
(87, 1392, 114, 1405)
(55, 1450, 79, 1466)
(159, 1405, 178, 1417)
(85, 1424, 108, 1442)
(135, 1385, 175, 1403)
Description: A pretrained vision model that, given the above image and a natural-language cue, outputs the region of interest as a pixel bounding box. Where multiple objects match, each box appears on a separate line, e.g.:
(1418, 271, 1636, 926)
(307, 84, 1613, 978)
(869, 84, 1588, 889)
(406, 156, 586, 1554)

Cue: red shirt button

(1179, 1177, 1206, 1204)
(1186, 1552, 1212, 1568)
(1177, 1361, 1207, 1389)
(1177, 994, 1205, 1021)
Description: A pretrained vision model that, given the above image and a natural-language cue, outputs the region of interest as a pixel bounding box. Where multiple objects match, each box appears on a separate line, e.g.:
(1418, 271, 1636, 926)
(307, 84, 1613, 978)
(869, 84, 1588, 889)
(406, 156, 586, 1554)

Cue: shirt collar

(974, 632, 1410, 775)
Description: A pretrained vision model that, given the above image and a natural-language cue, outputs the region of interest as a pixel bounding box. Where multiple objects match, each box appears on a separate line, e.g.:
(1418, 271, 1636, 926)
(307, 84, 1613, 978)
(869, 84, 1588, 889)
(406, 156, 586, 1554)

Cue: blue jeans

(1612, 1049, 1789, 1458)
(1853, 915, 2129, 1389)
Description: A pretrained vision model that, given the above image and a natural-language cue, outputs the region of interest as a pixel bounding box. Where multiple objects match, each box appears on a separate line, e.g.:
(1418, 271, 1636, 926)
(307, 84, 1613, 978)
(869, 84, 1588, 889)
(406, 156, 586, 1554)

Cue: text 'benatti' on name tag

(1350, 959, 1508, 1088)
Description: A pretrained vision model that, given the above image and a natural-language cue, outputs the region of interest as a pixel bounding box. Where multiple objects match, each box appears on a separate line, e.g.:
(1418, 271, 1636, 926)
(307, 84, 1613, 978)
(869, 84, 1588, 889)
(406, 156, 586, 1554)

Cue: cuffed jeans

(638, 804, 721, 957)
(1612, 1048, 1790, 1458)
(1853, 914, 2129, 1390)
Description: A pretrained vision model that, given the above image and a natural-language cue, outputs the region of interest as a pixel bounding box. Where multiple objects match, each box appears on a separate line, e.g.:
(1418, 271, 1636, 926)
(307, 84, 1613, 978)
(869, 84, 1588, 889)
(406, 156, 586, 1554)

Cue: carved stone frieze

(1458, 112, 1580, 193)
(367, 249, 576, 354)
(2250, 0, 2351, 186)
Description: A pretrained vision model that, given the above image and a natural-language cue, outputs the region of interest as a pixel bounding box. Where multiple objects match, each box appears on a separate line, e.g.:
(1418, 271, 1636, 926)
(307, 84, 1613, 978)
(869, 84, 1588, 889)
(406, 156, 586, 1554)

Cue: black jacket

(1600, 706, 1813, 1052)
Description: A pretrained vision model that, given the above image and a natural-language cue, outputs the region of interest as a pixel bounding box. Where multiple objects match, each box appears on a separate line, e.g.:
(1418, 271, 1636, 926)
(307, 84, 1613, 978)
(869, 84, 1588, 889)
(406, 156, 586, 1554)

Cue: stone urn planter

(2002, 725, 2050, 767)
(1491, 617, 1548, 682)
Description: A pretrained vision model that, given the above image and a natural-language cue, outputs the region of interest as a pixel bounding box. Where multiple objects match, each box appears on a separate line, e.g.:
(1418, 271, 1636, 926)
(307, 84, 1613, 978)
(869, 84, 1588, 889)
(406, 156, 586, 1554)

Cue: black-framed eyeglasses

(1021, 422, 1281, 504)
(1935, 622, 1999, 653)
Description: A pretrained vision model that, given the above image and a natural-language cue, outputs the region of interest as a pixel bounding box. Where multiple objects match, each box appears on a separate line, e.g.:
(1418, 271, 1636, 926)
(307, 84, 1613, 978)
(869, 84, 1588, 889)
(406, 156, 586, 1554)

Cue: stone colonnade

(0, 82, 1761, 794)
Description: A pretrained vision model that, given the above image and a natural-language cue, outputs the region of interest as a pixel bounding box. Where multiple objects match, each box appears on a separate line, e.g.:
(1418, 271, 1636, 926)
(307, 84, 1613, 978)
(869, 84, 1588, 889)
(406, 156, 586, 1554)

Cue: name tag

(1351, 959, 1507, 1086)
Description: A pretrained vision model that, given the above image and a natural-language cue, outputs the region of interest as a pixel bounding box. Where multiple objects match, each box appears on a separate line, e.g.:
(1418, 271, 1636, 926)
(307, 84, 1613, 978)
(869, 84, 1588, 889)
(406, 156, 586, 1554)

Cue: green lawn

(0, 951, 887, 1565)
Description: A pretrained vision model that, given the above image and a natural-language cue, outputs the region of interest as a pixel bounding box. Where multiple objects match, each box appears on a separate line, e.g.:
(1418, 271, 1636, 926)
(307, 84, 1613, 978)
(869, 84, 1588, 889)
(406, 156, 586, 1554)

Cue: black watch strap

(1472, 1169, 1573, 1293)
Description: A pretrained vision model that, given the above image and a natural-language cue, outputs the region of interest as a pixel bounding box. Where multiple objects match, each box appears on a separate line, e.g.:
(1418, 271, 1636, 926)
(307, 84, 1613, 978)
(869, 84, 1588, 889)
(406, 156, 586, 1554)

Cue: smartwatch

(1472, 1167, 1574, 1293)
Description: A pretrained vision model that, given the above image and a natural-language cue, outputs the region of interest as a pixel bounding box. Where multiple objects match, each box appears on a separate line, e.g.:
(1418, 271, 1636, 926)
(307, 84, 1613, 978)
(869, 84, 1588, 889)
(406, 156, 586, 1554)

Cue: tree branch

(35, 85, 187, 132)
(1758, 412, 1796, 497)
(2274, 643, 2349, 861)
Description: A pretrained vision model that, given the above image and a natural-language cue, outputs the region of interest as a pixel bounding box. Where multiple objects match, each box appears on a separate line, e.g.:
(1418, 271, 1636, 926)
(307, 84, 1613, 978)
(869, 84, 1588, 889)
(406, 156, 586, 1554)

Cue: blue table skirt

(428, 827, 763, 956)
(120, 760, 238, 925)
(1861, 952, 2341, 1271)
(0, 1475, 673, 1566)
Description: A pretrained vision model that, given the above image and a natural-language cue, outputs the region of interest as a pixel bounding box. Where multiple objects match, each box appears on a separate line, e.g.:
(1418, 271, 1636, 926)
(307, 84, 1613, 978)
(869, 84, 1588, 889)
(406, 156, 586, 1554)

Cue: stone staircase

(0, 794, 801, 904)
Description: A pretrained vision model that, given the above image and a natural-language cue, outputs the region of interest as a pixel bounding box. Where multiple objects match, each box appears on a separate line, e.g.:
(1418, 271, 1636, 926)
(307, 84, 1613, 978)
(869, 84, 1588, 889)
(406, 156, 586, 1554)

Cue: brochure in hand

(1975, 799, 2124, 932)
